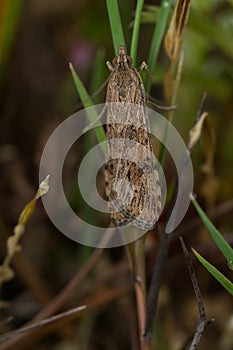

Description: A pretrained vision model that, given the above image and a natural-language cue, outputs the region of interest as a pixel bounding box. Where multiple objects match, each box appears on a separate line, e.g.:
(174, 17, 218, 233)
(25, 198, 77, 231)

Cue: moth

(105, 46, 161, 230)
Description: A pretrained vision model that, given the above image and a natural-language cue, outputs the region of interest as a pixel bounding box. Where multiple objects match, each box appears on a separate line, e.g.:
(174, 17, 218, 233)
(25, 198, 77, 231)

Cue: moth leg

(138, 61, 153, 79)
(106, 61, 114, 71)
(82, 105, 107, 133)
(139, 62, 177, 111)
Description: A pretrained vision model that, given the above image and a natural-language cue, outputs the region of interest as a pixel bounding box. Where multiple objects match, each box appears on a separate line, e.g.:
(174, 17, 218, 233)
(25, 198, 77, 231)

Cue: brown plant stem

(127, 237, 147, 350)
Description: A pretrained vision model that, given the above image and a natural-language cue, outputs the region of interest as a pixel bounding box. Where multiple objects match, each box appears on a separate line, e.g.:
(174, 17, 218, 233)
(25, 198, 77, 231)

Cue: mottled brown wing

(105, 136, 161, 229)
(105, 48, 161, 229)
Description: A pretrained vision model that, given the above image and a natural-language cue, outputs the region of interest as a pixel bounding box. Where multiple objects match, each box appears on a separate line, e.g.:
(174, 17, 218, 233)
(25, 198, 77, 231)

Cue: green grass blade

(130, 0, 144, 64)
(69, 63, 106, 152)
(191, 195, 233, 266)
(106, 0, 125, 54)
(89, 47, 106, 104)
(81, 49, 106, 257)
(192, 249, 233, 296)
(70, 62, 94, 108)
(70, 50, 107, 262)
(145, 0, 172, 92)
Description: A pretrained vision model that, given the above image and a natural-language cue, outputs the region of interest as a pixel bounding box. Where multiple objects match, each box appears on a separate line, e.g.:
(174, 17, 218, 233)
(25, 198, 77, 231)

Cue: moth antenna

(147, 95, 177, 111)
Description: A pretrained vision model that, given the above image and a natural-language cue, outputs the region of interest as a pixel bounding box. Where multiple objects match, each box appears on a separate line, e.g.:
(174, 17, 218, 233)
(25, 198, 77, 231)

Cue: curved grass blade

(69, 63, 106, 152)
(191, 195, 233, 266)
(192, 249, 233, 296)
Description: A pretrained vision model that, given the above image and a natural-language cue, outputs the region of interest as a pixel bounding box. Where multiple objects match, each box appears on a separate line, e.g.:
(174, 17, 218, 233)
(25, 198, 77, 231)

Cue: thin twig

(179, 237, 214, 350)
(144, 231, 171, 339)
(0, 306, 86, 343)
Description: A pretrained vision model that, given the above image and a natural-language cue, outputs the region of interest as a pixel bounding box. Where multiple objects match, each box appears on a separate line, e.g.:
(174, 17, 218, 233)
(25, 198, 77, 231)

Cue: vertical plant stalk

(143, 232, 171, 349)
(145, 0, 172, 92)
(106, 0, 125, 54)
(130, 0, 144, 64)
(163, 0, 192, 107)
(158, 51, 184, 167)
(127, 239, 147, 350)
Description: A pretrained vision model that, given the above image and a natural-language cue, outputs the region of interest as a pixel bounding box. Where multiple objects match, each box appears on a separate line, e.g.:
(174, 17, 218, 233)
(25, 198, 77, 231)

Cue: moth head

(112, 51, 133, 67)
